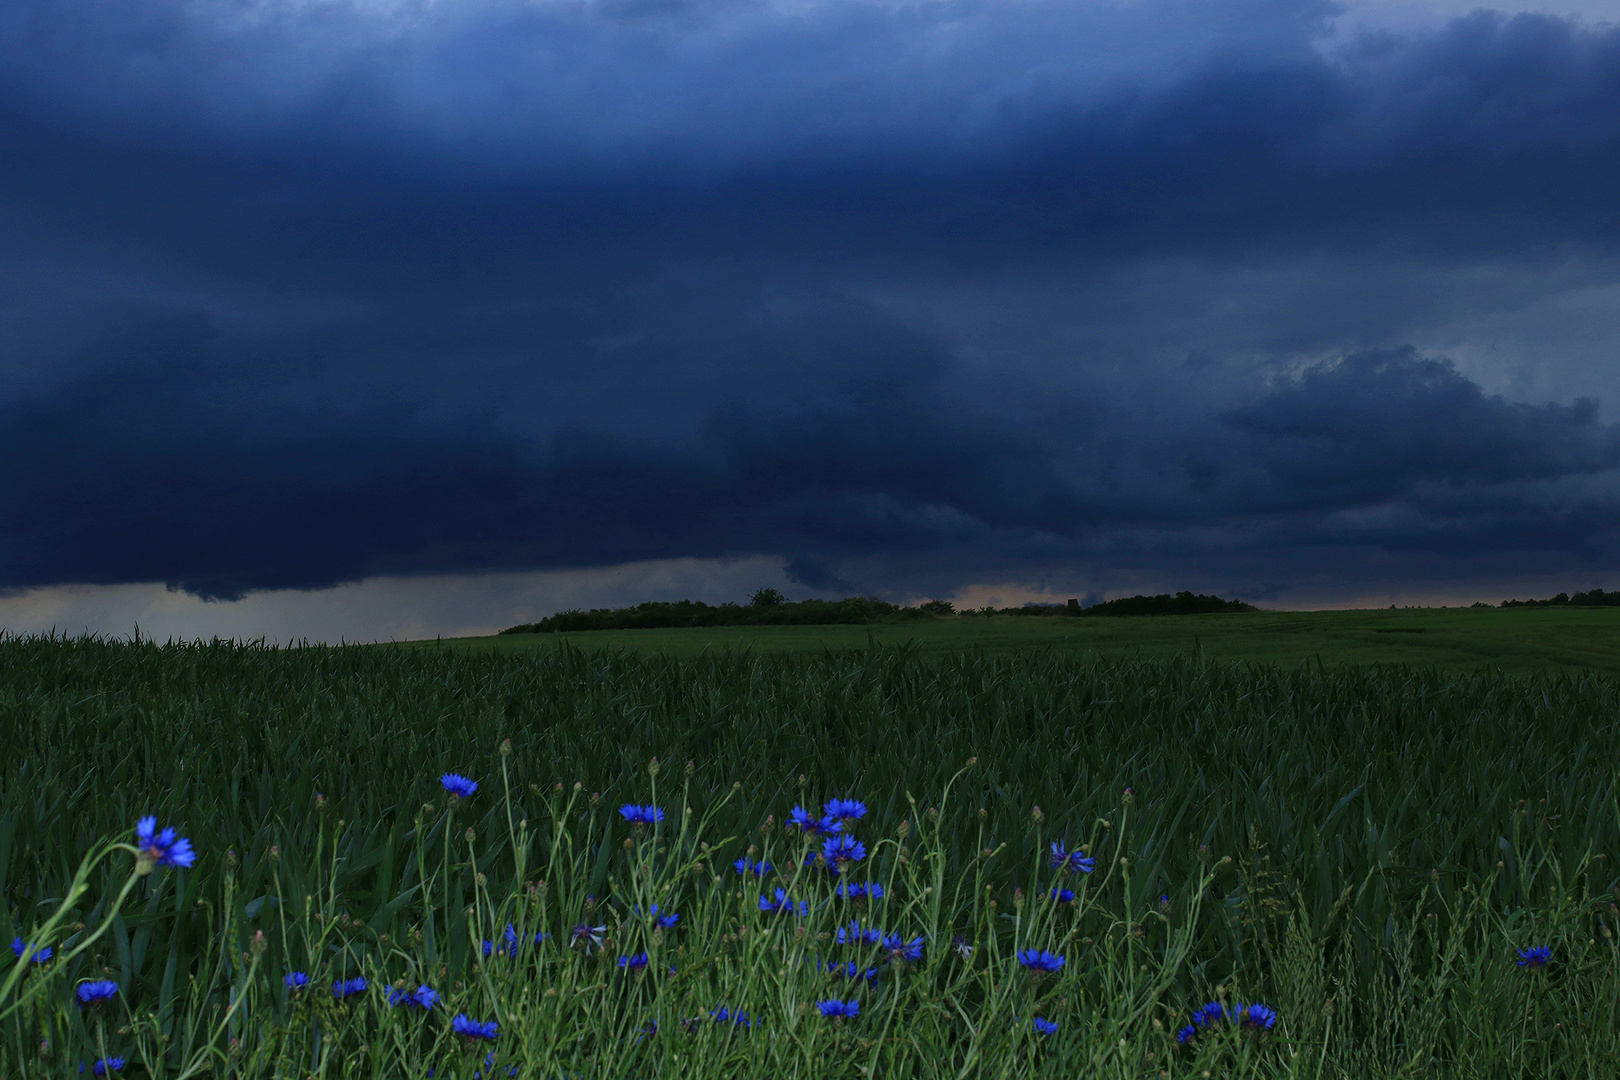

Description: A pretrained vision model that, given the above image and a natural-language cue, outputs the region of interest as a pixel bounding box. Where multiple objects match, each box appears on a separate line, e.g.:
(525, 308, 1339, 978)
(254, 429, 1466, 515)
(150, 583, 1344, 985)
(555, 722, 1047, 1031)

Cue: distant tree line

(1076, 591, 1259, 616)
(500, 591, 936, 634)
(500, 588, 1256, 634)
(1498, 588, 1620, 608)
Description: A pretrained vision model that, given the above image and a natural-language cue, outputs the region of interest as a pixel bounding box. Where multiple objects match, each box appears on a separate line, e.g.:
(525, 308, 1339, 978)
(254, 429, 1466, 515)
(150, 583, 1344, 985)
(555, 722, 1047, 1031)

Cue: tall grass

(0, 635, 1616, 1076)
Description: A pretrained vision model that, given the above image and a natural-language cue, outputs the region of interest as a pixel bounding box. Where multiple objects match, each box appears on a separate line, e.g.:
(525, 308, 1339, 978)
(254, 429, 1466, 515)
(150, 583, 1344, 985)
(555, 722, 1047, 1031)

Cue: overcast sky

(5, 0, 1620, 641)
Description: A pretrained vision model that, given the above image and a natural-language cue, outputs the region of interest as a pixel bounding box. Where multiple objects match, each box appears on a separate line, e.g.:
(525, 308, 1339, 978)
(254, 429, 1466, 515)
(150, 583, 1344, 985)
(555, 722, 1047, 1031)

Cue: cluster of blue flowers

(19, 817, 198, 1074)
(389, 984, 439, 1010)
(710, 1005, 753, 1028)
(1175, 1000, 1279, 1044)
(638, 903, 679, 929)
(483, 923, 549, 958)
(619, 804, 665, 825)
(452, 1014, 500, 1042)
(332, 976, 369, 999)
(759, 887, 810, 917)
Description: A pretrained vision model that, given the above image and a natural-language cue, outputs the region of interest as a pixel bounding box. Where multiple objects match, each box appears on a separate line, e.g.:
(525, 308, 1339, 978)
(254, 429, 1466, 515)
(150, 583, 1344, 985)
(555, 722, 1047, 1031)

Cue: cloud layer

(4, 0, 1620, 606)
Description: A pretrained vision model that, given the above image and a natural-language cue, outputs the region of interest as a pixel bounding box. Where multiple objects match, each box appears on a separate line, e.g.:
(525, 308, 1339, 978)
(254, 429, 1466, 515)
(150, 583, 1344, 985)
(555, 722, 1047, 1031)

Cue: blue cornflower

(1049, 887, 1075, 902)
(952, 935, 974, 959)
(1158, 893, 1172, 911)
(1016, 949, 1065, 973)
(618, 804, 665, 825)
(440, 773, 478, 798)
(835, 882, 883, 902)
(711, 1005, 753, 1028)
(1175, 1024, 1197, 1045)
(788, 806, 842, 836)
(332, 976, 368, 999)
(640, 904, 680, 929)
(284, 971, 310, 990)
(837, 921, 883, 946)
(12, 937, 51, 964)
(822, 834, 866, 868)
(817, 999, 860, 1019)
(452, 1014, 499, 1041)
(830, 960, 879, 984)
(483, 923, 527, 958)
(617, 950, 650, 971)
(1517, 946, 1552, 968)
(569, 922, 606, 953)
(759, 889, 808, 917)
(1049, 842, 1095, 876)
(134, 816, 195, 871)
(1033, 1017, 1059, 1035)
(1236, 1003, 1278, 1031)
(76, 981, 119, 1007)
(1192, 1001, 1227, 1027)
(824, 798, 868, 825)
(389, 984, 439, 1010)
(883, 932, 925, 963)
(91, 1058, 126, 1076)
(733, 857, 772, 877)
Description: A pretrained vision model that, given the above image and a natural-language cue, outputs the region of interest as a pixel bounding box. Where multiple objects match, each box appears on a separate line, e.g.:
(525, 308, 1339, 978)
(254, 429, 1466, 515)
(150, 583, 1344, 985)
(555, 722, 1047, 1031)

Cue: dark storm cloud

(4, 0, 1620, 600)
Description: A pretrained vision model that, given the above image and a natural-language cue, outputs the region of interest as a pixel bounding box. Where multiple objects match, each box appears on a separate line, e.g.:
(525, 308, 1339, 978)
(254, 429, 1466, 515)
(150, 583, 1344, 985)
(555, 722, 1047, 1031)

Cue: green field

(443, 606, 1620, 673)
(1, 633, 1617, 1077)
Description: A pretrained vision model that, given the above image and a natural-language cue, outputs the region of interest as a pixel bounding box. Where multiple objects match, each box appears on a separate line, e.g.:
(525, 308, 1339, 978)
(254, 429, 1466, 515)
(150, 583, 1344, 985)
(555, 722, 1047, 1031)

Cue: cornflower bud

(685, 760, 696, 777)
(465, 827, 476, 843)
(501, 738, 512, 757)
(649, 757, 660, 778)
(1031, 805, 1044, 824)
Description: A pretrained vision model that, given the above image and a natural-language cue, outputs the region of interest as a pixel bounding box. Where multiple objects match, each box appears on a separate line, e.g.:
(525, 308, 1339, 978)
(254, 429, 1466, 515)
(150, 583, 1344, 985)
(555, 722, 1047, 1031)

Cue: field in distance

(418, 605, 1620, 673)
